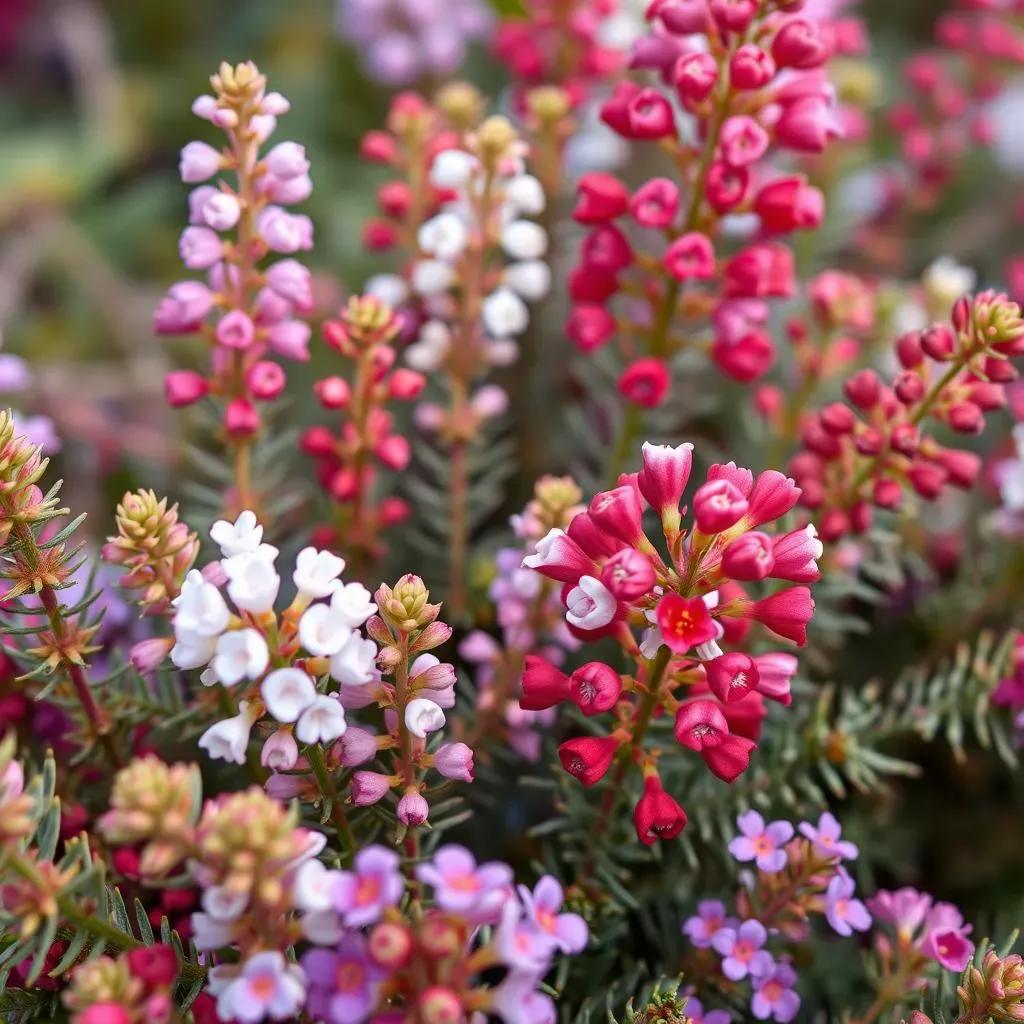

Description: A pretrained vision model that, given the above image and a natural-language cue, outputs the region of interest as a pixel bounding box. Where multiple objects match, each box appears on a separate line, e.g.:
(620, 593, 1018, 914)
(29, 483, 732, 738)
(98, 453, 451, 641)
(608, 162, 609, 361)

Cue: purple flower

(798, 812, 858, 861)
(495, 901, 556, 974)
(213, 951, 307, 1024)
(414, 844, 513, 923)
(491, 970, 557, 1024)
(518, 877, 589, 954)
(728, 811, 794, 873)
(682, 900, 730, 949)
(824, 869, 872, 937)
(302, 933, 385, 1024)
(712, 919, 774, 982)
(0, 354, 31, 392)
(920, 902, 974, 971)
(332, 845, 404, 928)
(751, 962, 800, 1023)
(866, 887, 933, 939)
(683, 997, 731, 1024)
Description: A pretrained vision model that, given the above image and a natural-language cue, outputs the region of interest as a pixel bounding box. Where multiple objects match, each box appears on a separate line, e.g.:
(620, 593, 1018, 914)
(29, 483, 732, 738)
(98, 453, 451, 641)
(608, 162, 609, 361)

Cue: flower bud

(633, 774, 687, 846)
(164, 371, 209, 408)
(397, 790, 429, 825)
(569, 662, 623, 716)
(721, 531, 775, 581)
(573, 172, 630, 224)
(558, 736, 621, 787)
(351, 771, 392, 806)
(618, 357, 671, 408)
(601, 548, 656, 601)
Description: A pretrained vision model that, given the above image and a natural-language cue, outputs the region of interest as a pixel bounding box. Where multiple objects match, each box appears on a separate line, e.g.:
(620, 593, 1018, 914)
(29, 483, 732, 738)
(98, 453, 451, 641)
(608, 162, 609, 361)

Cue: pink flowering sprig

(522, 440, 817, 849)
(157, 61, 314, 517)
(301, 296, 423, 577)
(566, 0, 844, 480)
(789, 291, 1024, 542)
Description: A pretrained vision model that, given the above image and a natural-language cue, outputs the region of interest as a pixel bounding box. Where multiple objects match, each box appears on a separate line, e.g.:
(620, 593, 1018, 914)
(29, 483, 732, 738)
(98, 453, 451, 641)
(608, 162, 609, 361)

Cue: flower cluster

(335, 0, 492, 88)
(302, 296, 421, 565)
(868, 886, 975, 973)
(523, 441, 815, 841)
(565, 0, 843, 407)
(157, 61, 314, 505)
(957, 946, 1024, 1023)
(789, 292, 1024, 540)
(62, 945, 179, 1024)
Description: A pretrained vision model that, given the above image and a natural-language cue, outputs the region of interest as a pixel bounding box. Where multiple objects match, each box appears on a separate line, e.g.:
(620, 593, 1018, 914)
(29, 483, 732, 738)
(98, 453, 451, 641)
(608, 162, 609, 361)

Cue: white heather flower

(222, 546, 281, 614)
(418, 213, 469, 261)
(365, 273, 409, 309)
(202, 885, 249, 922)
(173, 570, 230, 637)
(922, 256, 977, 311)
(504, 260, 552, 301)
(298, 603, 354, 657)
(293, 858, 340, 913)
(483, 287, 529, 337)
(330, 582, 377, 628)
(330, 633, 378, 687)
(210, 510, 263, 557)
(293, 547, 346, 599)
(301, 910, 344, 945)
(261, 667, 317, 723)
(296, 694, 347, 745)
(404, 320, 451, 372)
(261, 729, 299, 770)
(215, 952, 307, 1024)
(565, 576, 618, 630)
(505, 174, 546, 216)
(191, 912, 235, 951)
(485, 339, 519, 367)
(411, 259, 454, 295)
(430, 149, 477, 189)
(405, 698, 446, 738)
(170, 630, 218, 671)
(197, 701, 259, 764)
(501, 220, 548, 261)
(211, 628, 270, 686)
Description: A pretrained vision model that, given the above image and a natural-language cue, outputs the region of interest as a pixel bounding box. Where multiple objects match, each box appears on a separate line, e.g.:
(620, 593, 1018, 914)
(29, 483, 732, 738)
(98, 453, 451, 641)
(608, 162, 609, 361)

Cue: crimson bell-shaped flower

(522, 528, 596, 584)
(521, 655, 571, 711)
(638, 441, 693, 519)
(748, 586, 815, 645)
(630, 178, 680, 229)
(558, 736, 621, 787)
(619, 358, 671, 408)
(569, 662, 623, 716)
(703, 734, 756, 783)
(573, 172, 631, 225)
(674, 699, 729, 751)
(741, 469, 802, 528)
(704, 652, 759, 704)
(693, 479, 749, 534)
(771, 525, 823, 583)
(656, 594, 718, 654)
(664, 231, 716, 282)
(588, 485, 645, 546)
(633, 774, 688, 846)
(721, 531, 775, 581)
(601, 548, 656, 602)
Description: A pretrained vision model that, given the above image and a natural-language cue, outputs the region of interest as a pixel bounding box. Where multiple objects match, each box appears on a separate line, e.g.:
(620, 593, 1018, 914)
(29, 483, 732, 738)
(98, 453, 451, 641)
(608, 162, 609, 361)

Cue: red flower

(704, 652, 759, 704)
(748, 586, 815, 645)
(633, 775, 688, 846)
(521, 655, 572, 711)
(569, 662, 624, 716)
(703, 734, 756, 783)
(619, 358, 671, 408)
(656, 594, 718, 653)
(574, 172, 631, 224)
(127, 944, 180, 989)
(558, 736, 621, 787)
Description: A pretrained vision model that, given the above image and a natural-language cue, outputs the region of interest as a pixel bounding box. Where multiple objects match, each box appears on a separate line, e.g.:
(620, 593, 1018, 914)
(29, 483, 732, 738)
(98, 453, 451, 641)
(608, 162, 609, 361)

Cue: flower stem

(307, 743, 356, 862)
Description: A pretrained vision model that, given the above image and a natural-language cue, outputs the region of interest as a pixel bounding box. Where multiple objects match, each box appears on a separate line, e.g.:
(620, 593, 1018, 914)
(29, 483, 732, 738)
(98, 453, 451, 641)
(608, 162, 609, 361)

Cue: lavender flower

(798, 812, 858, 862)
(415, 844, 513, 923)
(683, 997, 732, 1024)
(332, 845, 404, 928)
(728, 811, 794, 873)
(824, 869, 872, 937)
(712, 919, 774, 982)
(302, 933, 386, 1024)
(750, 962, 800, 1023)
(518, 877, 589, 955)
(682, 900, 731, 949)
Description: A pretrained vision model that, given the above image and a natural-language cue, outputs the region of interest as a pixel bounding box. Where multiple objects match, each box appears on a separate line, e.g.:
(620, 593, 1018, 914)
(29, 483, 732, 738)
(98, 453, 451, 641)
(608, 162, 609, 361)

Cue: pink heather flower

(350, 771, 391, 806)
(728, 810, 794, 872)
(664, 231, 716, 281)
(214, 951, 306, 1024)
(397, 791, 428, 825)
(415, 845, 513, 924)
(751, 653, 797, 706)
(179, 140, 222, 183)
(719, 115, 770, 167)
(712, 919, 774, 982)
(215, 310, 256, 350)
(638, 441, 694, 518)
(681, 997, 732, 1024)
(154, 281, 215, 334)
(260, 729, 299, 771)
(257, 206, 314, 253)
(179, 226, 224, 269)
(565, 576, 618, 631)
(332, 846, 404, 928)
(336, 727, 378, 767)
(750, 962, 800, 1023)
(518, 876, 589, 954)
(824, 868, 871, 937)
(267, 319, 312, 361)
(657, 594, 718, 653)
(522, 528, 596, 584)
(265, 259, 313, 306)
(302, 934, 385, 1024)
(682, 900, 731, 949)
(798, 812, 858, 861)
(433, 742, 474, 782)
(558, 736, 621, 787)
(866, 888, 933, 938)
(770, 526, 822, 583)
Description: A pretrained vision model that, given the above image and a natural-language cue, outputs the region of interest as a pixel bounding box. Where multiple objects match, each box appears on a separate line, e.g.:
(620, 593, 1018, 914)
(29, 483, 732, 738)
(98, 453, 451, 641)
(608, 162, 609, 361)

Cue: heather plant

(2, 2, 1024, 1023)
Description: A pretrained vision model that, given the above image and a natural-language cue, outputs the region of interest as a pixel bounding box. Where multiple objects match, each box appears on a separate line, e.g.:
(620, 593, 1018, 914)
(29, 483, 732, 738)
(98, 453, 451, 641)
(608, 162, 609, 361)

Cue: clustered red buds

(564, 0, 844, 413)
(523, 441, 816, 844)
(789, 292, 1024, 541)
(302, 296, 419, 565)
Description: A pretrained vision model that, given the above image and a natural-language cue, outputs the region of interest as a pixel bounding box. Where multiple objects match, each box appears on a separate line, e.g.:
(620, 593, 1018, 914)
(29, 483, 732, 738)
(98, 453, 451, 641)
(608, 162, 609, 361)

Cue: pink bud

(261, 730, 299, 771)
(920, 324, 956, 360)
(266, 173, 313, 205)
(730, 44, 776, 90)
(471, 385, 509, 421)
(630, 178, 680, 229)
(705, 652, 759, 703)
(694, 479, 749, 533)
(397, 790, 429, 825)
(224, 398, 260, 437)
(721, 531, 775, 581)
(179, 226, 224, 269)
(163, 370, 209, 408)
(200, 192, 241, 231)
(129, 637, 174, 674)
(664, 232, 716, 282)
(752, 652, 797, 705)
(581, 224, 634, 273)
(843, 369, 882, 409)
(215, 310, 255, 350)
(754, 176, 824, 233)
(705, 161, 751, 214)
(723, 243, 795, 299)
(567, 303, 617, 353)
(335, 727, 378, 767)
(709, 0, 757, 33)
(654, 0, 711, 34)
(375, 434, 411, 471)
(624, 87, 676, 140)
(315, 376, 351, 409)
(772, 18, 834, 69)
(573, 172, 630, 224)
(521, 655, 572, 711)
(569, 662, 623, 715)
(672, 51, 719, 105)
(771, 525, 823, 583)
(712, 330, 775, 383)
(588, 485, 645, 545)
(638, 441, 694, 516)
(747, 586, 815, 645)
(601, 548, 656, 601)
(719, 116, 770, 168)
(257, 207, 314, 253)
(179, 141, 222, 183)
(558, 736, 620, 786)
(893, 372, 925, 405)
(154, 281, 215, 334)
(433, 742, 474, 782)
(776, 97, 843, 153)
(247, 361, 286, 400)
(267, 320, 312, 361)
(619, 357, 671, 408)
(934, 448, 981, 489)
(360, 130, 398, 164)
(351, 771, 392, 806)
(388, 369, 426, 400)
(265, 259, 313, 307)
(265, 141, 310, 180)
(947, 401, 984, 434)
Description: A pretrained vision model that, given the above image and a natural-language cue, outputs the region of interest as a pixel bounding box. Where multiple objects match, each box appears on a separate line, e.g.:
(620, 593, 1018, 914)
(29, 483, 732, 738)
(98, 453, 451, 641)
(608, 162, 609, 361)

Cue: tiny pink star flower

(824, 869, 872, 937)
(712, 919, 774, 982)
(682, 900, 731, 949)
(798, 812, 858, 861)
(751, 962, 800, 1023)
(728, 811, 794, 873)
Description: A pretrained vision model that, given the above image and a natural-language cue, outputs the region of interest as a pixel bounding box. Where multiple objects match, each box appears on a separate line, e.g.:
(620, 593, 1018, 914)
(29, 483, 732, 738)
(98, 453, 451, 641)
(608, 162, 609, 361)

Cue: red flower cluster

(790, 291, 1024, 540)
(522, 441, 816, 844)
(301, 296, 420, 562)
(565, 0, 844, 400)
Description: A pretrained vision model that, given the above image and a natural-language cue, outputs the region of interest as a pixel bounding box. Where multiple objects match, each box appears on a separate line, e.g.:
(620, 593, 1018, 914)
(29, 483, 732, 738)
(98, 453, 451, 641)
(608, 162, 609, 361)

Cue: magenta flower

(415, 844, 513, 923)
(712, 919, 774, 981)
(824, 869, 871, 937)
(798, 812, 858, 861)
(332, 845, 404, 928)
(751, 962, 800, 1023)
(866, 887, 932, 938)
(682, 900, 731, 949)
(728, 811, 794, 873)
(302, 933, 385, 1024)
(518, 877, 589, 955)
(683, 996, 731, 1024)
(921, 903, 974, 971)
(491, 971, 558, 1024)
(495, 901, 556, 974)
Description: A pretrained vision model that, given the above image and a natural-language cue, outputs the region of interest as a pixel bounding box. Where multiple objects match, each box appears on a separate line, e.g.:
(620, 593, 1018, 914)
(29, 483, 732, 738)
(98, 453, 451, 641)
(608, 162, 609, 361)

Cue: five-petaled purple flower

(332, 845, 404, 928)
(415, 844, 514, 924)
(798, 812, 858, 862)
(712, 919, 774, 981)
(518, 877, 589, 954)
(824, 868, 872, 937)
(683, 996, 732, 1024)
(302, 933, 385, 1024)
(751, 961, 800, 1023)
(682, 900, 732, 949)
(729, 811, 794, 873)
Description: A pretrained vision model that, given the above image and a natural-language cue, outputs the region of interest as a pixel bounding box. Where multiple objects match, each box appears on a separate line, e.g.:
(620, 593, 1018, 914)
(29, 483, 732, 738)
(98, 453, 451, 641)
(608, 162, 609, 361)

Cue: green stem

(307, 744, 356, 862)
